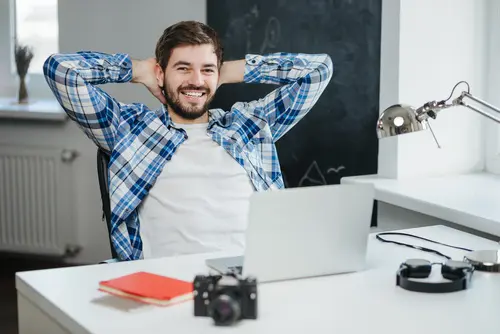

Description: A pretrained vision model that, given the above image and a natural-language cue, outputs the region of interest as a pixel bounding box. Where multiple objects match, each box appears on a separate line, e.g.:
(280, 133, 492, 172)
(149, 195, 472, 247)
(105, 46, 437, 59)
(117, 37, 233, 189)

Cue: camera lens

(209, 294, 241, 326)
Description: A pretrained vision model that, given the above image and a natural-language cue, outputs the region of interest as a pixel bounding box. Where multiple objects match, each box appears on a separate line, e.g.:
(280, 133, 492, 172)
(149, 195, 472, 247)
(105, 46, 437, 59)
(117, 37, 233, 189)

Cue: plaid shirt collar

(155, 103, 226, 129)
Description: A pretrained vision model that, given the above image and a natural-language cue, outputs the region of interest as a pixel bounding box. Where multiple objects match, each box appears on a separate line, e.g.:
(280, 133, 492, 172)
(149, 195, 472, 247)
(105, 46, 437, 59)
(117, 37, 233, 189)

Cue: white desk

(16, 225, 500, 334)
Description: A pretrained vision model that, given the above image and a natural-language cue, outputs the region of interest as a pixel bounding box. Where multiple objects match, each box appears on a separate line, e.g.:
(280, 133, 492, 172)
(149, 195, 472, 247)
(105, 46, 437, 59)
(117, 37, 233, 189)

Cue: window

(14, 0, 58, 74)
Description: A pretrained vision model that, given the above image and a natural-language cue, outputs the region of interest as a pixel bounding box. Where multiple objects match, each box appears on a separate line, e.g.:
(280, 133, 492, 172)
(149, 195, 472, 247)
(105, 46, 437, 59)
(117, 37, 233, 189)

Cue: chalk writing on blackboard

(260, 16, 281, 54)
(225, 5, 259, 54)
(299, 161, 326, 187)
(327, 166, 346, 174)
(298, 160, 346, 187)
(224, 5, 281, 55)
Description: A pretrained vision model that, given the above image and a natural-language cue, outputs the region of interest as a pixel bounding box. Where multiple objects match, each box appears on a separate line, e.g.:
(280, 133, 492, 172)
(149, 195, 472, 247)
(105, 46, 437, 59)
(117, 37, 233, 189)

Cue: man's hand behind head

(132, 58, 167, 105)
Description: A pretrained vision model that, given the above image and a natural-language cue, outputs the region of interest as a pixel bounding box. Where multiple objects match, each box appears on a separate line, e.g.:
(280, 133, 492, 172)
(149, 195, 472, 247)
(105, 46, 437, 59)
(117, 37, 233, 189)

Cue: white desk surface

(16, 225, 500, 334)
(342, 172, 500, 237)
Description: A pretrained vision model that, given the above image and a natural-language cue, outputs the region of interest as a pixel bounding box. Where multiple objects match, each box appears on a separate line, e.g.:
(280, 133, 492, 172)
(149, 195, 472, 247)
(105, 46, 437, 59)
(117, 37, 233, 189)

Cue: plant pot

(18, 76, 28, 104)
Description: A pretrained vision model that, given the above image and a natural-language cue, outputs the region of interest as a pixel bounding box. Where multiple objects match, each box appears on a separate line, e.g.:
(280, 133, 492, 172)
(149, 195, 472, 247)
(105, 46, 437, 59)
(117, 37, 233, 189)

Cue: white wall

(0, 0, 206, 264)
(378, 0, 487, 179)
(58, 0, 207, 109)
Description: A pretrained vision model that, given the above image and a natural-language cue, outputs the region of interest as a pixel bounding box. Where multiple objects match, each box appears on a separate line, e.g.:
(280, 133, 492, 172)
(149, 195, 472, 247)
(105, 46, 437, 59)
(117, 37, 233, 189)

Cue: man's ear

(155, 63, 164, 88)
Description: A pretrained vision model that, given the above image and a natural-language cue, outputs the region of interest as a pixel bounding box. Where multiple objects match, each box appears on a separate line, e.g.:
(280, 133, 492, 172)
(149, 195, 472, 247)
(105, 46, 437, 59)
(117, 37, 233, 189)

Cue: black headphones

(396, 259, 474, 293)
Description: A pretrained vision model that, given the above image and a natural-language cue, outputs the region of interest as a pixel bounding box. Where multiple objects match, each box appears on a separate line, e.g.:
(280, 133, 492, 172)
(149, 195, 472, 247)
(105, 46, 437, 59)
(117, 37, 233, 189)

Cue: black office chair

(96, 148, 118, 259)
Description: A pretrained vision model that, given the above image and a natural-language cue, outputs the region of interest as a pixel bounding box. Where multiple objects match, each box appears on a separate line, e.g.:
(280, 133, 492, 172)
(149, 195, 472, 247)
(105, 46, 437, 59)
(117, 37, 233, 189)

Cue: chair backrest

(96, 148, 118, 259)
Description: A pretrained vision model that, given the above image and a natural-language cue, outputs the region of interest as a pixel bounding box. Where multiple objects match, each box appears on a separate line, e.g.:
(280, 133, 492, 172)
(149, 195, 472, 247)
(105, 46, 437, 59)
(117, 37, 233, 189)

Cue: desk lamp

(376, 81, 500, 272)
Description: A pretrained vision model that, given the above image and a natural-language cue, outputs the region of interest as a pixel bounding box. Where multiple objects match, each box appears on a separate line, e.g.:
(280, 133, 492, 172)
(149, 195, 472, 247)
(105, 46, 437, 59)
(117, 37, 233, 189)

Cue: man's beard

(163, 83, 213, 121)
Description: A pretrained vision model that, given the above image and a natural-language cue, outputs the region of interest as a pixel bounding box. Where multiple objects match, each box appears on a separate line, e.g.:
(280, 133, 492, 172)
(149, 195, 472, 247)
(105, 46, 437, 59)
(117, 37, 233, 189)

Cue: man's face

(157, 44, 219, 121)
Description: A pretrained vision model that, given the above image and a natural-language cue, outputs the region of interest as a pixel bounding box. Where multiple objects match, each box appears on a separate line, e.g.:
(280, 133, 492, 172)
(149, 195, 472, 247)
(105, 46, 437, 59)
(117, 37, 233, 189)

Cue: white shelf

(341, 172, 500, 237)
(0, 97, 67, 122)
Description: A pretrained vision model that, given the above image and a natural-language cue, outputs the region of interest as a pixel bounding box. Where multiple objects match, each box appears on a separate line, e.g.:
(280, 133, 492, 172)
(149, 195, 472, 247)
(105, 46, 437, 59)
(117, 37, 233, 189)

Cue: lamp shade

(376, 104, 428, 139)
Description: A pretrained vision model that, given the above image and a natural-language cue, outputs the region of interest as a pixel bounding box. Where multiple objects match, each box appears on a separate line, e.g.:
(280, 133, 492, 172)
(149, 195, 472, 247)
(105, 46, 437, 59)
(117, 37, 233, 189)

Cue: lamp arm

(453, 92, 500, 124)
(415, 91, 500, 124)
(415, 100, 453, 122)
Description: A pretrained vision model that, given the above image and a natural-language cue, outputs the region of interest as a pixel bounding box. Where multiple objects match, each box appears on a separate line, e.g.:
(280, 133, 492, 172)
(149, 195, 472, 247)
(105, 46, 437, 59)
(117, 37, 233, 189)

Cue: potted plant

(15, 42, 34, 104)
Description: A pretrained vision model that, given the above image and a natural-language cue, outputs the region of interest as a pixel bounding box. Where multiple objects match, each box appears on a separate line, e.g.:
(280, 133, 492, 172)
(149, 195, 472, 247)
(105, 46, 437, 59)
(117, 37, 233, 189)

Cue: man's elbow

(43, 54, 59, 78)
(309, 53, 333, 85)
(320, 53, 334, 82)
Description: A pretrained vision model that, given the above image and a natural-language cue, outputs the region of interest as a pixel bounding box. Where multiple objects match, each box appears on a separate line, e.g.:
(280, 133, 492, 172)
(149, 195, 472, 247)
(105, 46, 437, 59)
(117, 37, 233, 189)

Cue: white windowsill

(0, 97, 67, 122)
(341, 172, 500, 237)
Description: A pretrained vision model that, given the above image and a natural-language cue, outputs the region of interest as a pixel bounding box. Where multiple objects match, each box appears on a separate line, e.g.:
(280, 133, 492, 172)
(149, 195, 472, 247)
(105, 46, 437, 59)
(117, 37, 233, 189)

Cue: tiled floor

(0, 253, 75, 334)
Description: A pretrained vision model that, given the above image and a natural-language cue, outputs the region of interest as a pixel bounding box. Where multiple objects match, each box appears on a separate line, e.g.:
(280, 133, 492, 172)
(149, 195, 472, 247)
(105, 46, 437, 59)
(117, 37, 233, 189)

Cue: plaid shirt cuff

(75, 51, 133, 83)
(243, 53, 297, 85)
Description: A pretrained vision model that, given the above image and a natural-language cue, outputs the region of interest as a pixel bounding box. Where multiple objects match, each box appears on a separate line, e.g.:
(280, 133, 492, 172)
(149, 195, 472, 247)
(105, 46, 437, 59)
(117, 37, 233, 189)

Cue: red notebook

(98, 271, 194, 306)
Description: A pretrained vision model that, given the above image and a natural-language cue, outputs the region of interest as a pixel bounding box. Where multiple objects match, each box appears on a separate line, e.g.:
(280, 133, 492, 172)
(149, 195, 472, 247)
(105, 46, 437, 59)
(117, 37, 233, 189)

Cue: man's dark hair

(155, 20, 224, 70)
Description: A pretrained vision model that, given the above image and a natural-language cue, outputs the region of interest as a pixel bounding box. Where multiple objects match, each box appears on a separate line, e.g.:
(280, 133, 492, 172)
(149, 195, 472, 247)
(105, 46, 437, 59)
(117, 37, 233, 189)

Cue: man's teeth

(182, 91, 204, 97)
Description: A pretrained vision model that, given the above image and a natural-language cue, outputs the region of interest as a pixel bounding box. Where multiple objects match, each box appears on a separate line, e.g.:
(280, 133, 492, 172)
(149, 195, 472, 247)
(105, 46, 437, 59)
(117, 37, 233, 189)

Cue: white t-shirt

(138, 122, 255, 259)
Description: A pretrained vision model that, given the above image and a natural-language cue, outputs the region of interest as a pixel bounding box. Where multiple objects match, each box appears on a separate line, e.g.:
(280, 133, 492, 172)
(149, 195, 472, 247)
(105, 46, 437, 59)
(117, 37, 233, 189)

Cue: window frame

(484, 0, 500, 175)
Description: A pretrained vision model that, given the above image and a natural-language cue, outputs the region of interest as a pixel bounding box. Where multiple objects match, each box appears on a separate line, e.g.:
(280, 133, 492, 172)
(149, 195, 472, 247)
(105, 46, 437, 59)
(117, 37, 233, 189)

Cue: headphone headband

(396, 259, 474, 293)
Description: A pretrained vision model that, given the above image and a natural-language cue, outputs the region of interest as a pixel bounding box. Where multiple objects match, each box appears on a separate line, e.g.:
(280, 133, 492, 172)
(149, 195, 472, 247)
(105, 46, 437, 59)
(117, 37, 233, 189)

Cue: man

(43, 20, 333, 261)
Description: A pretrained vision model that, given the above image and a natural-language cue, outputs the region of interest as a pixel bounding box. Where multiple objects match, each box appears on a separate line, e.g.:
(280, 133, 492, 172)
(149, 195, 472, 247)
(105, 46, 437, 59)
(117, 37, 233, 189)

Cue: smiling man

(43, 21, 333, 261)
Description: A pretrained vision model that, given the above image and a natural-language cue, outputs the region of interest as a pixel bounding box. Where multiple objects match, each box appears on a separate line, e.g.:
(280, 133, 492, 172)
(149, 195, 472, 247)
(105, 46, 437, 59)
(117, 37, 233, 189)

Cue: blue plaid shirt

(43, 51, 333, 261)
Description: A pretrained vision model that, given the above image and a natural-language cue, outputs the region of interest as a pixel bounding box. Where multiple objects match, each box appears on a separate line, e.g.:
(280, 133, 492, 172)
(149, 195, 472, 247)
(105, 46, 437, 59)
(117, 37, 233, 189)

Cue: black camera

(193, 273, 258, 326)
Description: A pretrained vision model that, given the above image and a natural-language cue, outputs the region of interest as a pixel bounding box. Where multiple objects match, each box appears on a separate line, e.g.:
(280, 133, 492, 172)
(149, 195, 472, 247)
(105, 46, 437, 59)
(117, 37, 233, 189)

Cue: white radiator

(0, 145, 79, 256)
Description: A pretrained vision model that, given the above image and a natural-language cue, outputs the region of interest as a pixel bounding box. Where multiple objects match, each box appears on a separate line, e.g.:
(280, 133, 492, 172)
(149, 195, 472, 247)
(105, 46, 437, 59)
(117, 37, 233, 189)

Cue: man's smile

(180, 89, 207, 103)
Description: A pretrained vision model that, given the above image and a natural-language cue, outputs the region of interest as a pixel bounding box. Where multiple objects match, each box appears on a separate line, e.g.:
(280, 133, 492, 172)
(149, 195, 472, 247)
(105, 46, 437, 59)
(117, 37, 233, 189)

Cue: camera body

(193, 273, 258, 325)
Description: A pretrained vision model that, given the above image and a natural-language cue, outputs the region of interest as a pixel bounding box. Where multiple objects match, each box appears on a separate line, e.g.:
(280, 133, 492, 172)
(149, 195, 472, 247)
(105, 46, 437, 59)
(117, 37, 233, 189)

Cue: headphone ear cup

(442, 260, 472, 280)
(404, 259, 432, 278)
(442, 265, 461, 280)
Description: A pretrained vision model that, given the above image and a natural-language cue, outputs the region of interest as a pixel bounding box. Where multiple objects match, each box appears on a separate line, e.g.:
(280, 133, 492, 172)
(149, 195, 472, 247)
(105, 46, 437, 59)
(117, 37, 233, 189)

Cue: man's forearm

(131, 59, 146, 83)
(131, 58, 167, 104)
(44, 51, 133, 85)
(219, 60, 246, 85)
(43, 51, 132, 151)
(131, 58, 155, 83)
(238, 53, 333, 142)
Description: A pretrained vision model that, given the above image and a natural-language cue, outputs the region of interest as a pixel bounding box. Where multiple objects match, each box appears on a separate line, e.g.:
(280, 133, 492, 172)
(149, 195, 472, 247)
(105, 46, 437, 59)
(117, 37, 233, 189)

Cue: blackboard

(207, 0, 381, 191)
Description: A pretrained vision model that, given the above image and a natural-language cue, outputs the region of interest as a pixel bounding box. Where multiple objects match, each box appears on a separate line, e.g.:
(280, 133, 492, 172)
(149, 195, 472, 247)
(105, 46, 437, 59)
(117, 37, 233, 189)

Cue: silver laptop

(205, 183, 375, 283)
